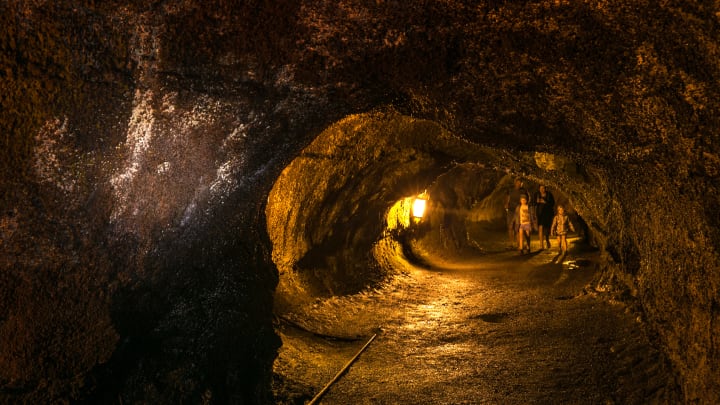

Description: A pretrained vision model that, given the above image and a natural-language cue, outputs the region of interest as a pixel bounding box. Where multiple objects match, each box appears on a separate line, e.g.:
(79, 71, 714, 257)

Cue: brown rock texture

(1, 0, 718, 403)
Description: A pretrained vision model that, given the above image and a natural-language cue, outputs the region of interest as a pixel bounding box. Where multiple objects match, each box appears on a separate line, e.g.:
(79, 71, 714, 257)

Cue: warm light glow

(412, 198, 427, 218)
(386, 197, 413, 230)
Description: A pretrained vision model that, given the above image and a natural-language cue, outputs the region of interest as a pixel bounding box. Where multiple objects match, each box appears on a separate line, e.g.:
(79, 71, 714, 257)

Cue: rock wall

(1, 1, 718, 403)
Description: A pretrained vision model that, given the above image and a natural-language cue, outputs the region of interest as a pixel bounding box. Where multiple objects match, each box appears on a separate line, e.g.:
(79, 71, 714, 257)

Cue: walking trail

(272, 236, 680, 404)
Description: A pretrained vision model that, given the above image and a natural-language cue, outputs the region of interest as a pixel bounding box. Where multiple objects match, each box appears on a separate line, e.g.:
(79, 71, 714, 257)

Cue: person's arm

(551, 216, 558, 235)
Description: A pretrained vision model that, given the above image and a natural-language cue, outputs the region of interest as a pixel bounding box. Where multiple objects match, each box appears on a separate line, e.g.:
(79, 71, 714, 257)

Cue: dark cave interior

(1, 1, 719, 404)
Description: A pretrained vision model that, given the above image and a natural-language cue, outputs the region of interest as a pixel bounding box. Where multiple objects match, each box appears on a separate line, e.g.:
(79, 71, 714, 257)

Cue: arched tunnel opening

(267, 111, 587, 304)
(266, 112, 490, 306)
(266, 111, 583, 308)
(265, 112, 657, 404)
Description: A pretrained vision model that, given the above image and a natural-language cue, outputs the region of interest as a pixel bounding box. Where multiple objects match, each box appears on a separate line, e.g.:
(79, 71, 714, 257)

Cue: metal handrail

(307, 333, 378, 405)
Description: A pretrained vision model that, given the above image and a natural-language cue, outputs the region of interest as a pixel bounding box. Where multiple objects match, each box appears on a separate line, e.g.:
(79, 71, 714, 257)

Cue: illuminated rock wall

(1, 1, 718, 403)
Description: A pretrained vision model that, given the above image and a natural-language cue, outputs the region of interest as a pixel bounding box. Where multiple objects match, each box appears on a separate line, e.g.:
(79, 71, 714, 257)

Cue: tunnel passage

(3, 2, 720, 402)
(266, 110, 587, 312)
(396, 164, 580, 262)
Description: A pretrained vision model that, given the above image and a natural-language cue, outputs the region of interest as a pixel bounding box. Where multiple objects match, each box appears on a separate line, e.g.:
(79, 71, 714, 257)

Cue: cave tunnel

(266, 111, 584, 306)
(2, 1, 720, 404)
(265, 112, 624, 404)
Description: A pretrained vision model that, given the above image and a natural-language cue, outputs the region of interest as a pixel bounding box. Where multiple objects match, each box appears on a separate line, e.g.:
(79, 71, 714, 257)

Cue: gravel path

(273, 238, 680, 404)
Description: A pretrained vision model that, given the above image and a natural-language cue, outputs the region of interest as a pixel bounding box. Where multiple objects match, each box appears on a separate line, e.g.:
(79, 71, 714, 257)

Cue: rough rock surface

(1, 1, 718, 403)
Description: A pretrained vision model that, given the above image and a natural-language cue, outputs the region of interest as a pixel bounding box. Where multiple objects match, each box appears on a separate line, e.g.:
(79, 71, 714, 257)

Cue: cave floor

(272, 236, 680, 404)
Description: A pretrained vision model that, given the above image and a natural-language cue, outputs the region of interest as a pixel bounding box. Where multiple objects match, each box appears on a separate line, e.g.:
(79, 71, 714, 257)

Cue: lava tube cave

(266, 112, 677, 403)
(2, 2, 719, 404)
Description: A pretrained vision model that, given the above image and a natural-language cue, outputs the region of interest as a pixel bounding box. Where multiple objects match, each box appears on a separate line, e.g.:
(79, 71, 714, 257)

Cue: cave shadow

(528, 260, 565, 279)
(550, 251, 565, 264)
(496, 248, 544, 263)
(399, 236, 434, 270)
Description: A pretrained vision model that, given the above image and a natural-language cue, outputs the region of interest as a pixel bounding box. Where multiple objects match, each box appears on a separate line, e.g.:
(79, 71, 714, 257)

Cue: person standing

(514, 194, 535, 254)
(533, 185, 555, 249)
(504, 178, 526, 248)
(550, 205, 575, 254)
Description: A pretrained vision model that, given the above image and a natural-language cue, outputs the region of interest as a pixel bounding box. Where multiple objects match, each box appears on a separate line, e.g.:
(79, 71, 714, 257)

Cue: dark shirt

(534, 190, 555, 225)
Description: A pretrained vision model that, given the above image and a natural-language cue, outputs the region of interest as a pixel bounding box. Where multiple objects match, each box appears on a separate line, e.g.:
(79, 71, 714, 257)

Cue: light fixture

(413, 196, 427, 218)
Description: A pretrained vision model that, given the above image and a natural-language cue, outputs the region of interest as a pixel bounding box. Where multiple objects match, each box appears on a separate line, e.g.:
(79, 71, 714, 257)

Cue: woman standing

(533, 185, 555, 249)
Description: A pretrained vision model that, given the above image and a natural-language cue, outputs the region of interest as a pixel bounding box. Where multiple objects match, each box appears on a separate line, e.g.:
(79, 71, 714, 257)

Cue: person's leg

(544, 224, 551, 248)
(518, 228, 524, 251)
(507, 213, 515, 246)
(538, 225, 544, 249)
(525, 228, 531, 251)
(561, 235, 568, 252)
(557, 235, 562, 253)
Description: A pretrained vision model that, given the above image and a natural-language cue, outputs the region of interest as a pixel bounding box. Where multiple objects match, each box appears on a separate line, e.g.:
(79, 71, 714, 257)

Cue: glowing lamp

(412, 197, 427, 218)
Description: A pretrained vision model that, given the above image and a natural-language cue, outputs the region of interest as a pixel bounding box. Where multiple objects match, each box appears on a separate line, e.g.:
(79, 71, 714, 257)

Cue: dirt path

(273, 239, 680, 404)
